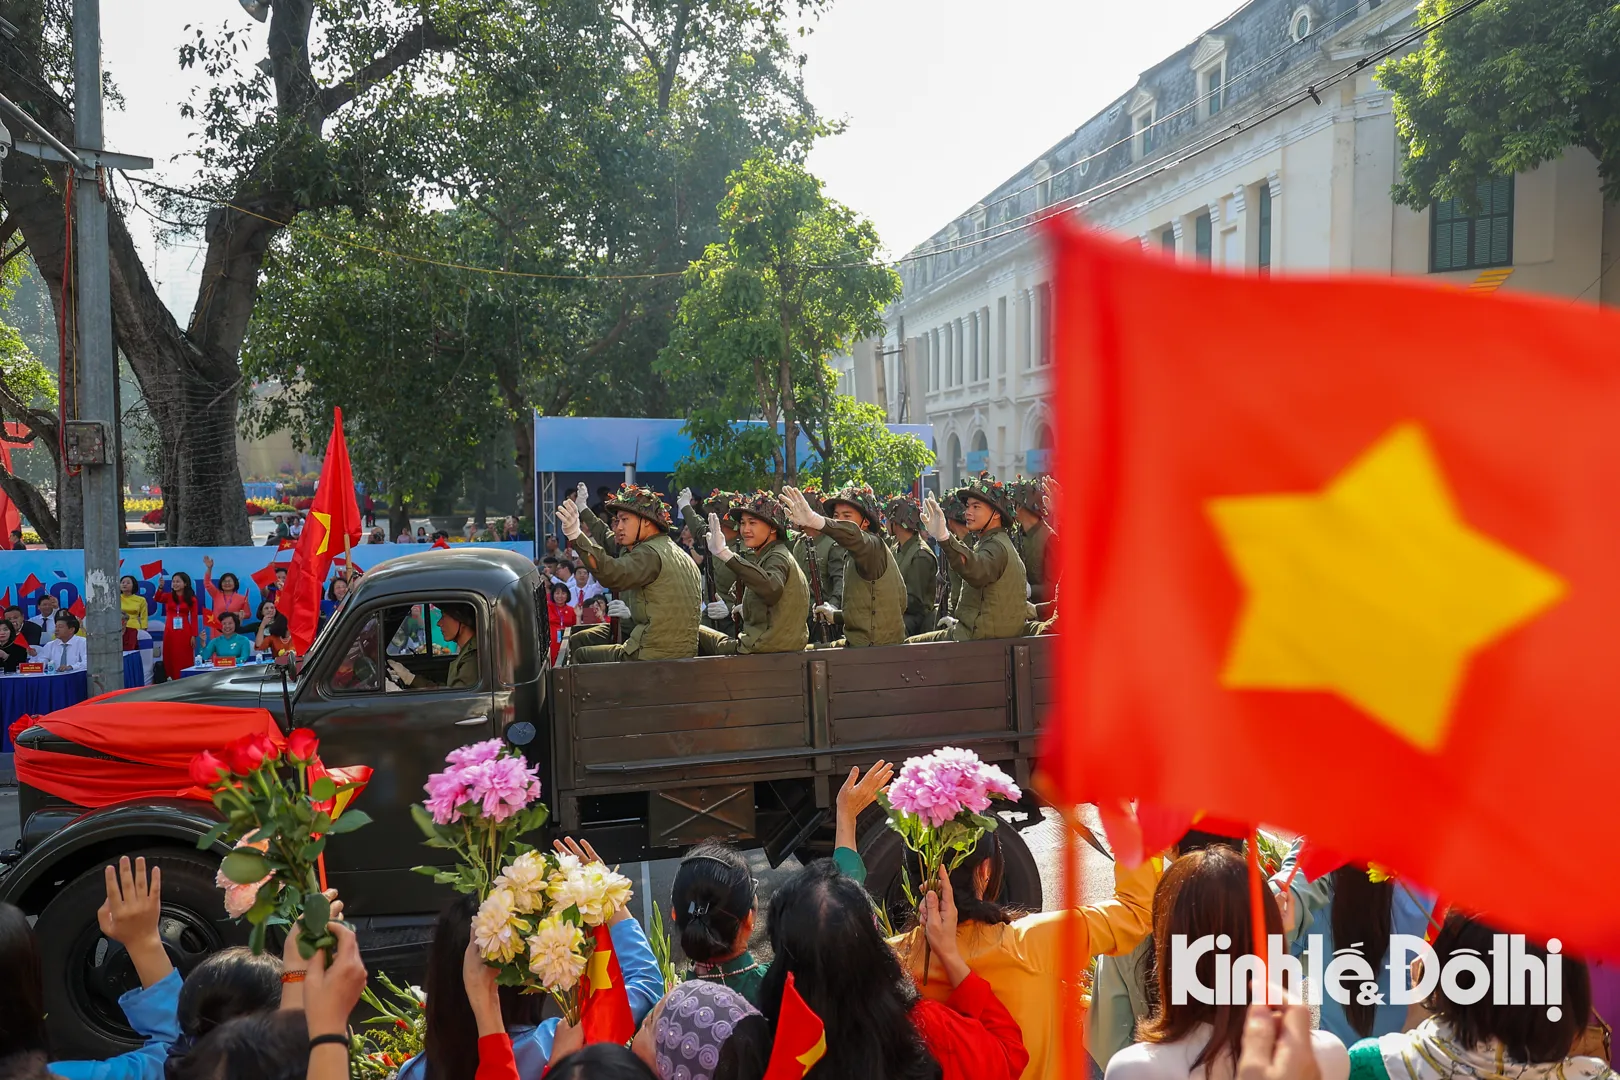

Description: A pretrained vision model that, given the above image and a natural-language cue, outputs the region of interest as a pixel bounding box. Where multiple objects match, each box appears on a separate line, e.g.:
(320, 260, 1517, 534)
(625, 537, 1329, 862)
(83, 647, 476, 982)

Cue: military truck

(0, 547, 1057, 1057)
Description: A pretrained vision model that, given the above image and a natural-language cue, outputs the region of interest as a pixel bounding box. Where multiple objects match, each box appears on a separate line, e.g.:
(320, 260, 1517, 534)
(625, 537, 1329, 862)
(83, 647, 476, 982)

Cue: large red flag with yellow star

(763, 972, 826, 1080)
(279, 408, 362, 654)
(579, 924, 635, 1045)
(1040, 218, 1620, 957)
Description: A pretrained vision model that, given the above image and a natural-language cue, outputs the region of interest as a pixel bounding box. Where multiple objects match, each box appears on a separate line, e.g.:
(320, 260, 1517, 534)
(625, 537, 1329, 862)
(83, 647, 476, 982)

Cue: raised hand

(576, 482, 589, 508)
(835, 759, 893, 852)
(706, 513, 734, 562)
(97, 856, 172, 989)
(555, 499, 582, 541)
(552, 836, 604, 866)
(781, 486, 825, 532)
(677, 487, 693, 512)
(922, 494, 950, 541)
(921, 866, 969, 987)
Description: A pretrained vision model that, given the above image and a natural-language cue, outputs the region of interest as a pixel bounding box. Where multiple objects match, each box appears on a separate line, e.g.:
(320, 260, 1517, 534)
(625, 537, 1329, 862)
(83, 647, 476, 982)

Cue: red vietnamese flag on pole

(578, 924, 635, 1045)
(762, 972, 826, 1080)
(278, 409, 362, 654)
(1040, 218, 1620, 957)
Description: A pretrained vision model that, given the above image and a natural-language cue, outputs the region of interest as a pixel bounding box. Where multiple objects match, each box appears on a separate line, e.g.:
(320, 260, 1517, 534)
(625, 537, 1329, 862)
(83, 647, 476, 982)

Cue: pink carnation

(423, 767, 473, 824)
(446, 739, 504, 768)
(463, 755, 542, 823)
(888, 746, 1022, 828)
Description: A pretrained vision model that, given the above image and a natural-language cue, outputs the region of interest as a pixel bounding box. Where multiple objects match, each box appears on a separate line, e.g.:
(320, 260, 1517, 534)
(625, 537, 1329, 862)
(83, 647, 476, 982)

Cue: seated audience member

(0, 621, 30, 671)
(201, 556, 251, 627)
(569, 565, 604, 609)
(547, 582, 577, 664)
(578, 595, 609, 626)
(760, 859, 1028, 1080)
(1104, 845, 1349, 1080)
(321, 576, 353, 622)
(38, 613, 87, 671)
(198, 612, 254, 664)
(255, 611, 292, 658)
(6, 605, 41, 647)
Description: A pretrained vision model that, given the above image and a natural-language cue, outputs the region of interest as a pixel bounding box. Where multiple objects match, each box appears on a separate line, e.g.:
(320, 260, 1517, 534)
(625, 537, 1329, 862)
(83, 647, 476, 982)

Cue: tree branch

(0, 454, 59, 548)
(611, 14, 663, 76)
(319, 14, 459, 117)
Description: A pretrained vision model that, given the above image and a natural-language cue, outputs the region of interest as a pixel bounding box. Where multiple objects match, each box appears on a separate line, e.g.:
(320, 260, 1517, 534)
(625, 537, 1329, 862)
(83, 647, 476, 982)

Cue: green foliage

(352, 971, 428, 1078)
(647, 898, 679, 993)
(804, 395, 935, 495)
(1379, 0, 1620, 205)
(660, 150, 902, 490)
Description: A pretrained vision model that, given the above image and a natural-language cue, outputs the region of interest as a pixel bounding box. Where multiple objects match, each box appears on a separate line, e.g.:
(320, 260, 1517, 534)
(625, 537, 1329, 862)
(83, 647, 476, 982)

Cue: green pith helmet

(954, 471, 1016, 525)
(1011, 475, 1057, 520)
(822, 483, 883, 531)
(799, 483, 825, 514)
(603, 483, 673, 529)
(732, 489, 790, 537)
(885, 494, 924, 532)
(939, 491, 969, 525)
(702, 489, 742, 519)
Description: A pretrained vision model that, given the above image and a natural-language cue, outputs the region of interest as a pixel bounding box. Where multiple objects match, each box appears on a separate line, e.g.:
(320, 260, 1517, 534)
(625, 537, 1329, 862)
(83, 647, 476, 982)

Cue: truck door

(293, 597, 495, 915)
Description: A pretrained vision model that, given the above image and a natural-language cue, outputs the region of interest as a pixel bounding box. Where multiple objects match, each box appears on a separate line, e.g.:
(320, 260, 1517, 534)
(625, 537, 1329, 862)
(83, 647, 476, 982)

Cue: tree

(659, 150, 900, 490)
(1379, 0, 1620, 206)
(0, 256, 62, 545)
(802, 395, 934, 496)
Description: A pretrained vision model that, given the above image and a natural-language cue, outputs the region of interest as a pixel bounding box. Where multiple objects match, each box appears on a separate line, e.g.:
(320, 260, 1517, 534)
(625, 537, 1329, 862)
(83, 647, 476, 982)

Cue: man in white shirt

(38, 613, 87, 671)
(568, 565, 604, 608)
(30, 594, 59, 638)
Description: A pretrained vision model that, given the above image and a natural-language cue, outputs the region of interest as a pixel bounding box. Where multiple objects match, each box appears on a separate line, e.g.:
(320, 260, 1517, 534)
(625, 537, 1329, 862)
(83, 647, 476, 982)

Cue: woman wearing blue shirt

(197, 612, 254, 663)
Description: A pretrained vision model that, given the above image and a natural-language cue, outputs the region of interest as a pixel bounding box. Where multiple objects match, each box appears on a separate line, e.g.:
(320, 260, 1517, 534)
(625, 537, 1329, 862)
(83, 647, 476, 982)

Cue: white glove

(706, 512, 734, 562)
(678, 487, 693, 512)
(705, 600, 731, 621)
(387, 659, 417, 687)
(781, 486, 826, 532)
(814, 602, 839, 624)
(555, 499, 582, 541)
(730, 604, 743, 623)
(606, 598, 632, 619)
(576, 482, 589, 507)
(921, 494, 950, 542)
(936, 615, 958, 632)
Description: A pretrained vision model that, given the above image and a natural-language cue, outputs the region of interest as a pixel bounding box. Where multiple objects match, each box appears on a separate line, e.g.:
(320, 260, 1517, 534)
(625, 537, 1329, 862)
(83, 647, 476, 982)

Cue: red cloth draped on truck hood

(10, 702, 283, 808)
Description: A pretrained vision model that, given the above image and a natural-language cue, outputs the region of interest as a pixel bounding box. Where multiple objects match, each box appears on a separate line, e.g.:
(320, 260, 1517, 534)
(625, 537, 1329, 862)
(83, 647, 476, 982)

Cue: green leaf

(327, 809, 372, 835)
(304, 890, 331, 932)
(410, 803, 441, 841)
(299, 837, 327, 861)
(246, 890, 278, 924)
(197, 820, 232, 850)
(311, 776, 336, 802)
(311, 812, 332, 834)
(221, 848, 271, 885)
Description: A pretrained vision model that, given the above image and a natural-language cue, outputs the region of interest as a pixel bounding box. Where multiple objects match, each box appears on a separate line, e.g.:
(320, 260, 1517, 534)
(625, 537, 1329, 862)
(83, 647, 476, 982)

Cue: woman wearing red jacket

(760, 858, 1028, 1080)
(546, 582, 577, 664)
(154, 571, 201, 681)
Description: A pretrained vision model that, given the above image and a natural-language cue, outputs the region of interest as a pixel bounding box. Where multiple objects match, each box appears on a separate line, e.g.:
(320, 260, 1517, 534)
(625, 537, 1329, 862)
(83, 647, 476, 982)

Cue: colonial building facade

(838, 0, 1620, 487)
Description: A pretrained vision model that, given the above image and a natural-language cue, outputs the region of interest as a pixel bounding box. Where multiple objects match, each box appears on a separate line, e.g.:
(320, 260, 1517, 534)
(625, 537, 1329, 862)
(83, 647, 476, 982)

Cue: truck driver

(698, 491, 810, 655)
(556, 484, 702, 663)
(782, 483, 907, 647)
(906, 473, 1029, 643)
(387, 601, 480, 689)
(885, 494, 939, 638)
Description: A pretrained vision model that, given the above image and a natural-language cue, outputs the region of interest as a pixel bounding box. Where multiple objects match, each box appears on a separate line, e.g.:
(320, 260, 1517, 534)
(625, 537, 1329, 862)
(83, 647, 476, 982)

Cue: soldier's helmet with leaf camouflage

(603, 484, 672, 529)
(732, 490, 791, 537)
(885, 493, 924, 532)
(954, 472, 1016, 525)
(822, 483, 884, 532)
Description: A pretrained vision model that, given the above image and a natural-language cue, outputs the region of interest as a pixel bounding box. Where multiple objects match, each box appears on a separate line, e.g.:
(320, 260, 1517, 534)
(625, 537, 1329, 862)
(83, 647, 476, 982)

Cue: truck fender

(0, 799, 229, 912)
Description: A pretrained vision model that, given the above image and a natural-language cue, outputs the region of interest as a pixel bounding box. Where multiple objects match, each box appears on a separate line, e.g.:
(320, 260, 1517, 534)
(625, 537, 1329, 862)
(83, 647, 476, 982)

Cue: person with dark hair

(198, 613, 253, 664)
(397, 839, 662, 1079)
(674, 763, 889, 1005)
(155, 572, 201, 681)
(320, 575, 353, 622)
(0, 902, 47, 1062)
(552, 1043, 665, 1080)
(1105, 846, 1348, 1080)
(254, 605, 292, 659)
(6, 605, 41, 649)
(389, 603, 479, 689)
(38, 613, 86, 672)
(160, 1010, 311, 1080)
(697, 492, 810, 656)
(548, 582, 578, 664)
(760, 859, 1027, 1080)
(0, 621, 29, 672)
(200, 557, 250, 629)
(782, 484, 907, 647)
(1274, 855, 1437, 1045)
(894, 827, 1161, 1080)
(120, 575, 150, 648)
(628, 981, 770, 1080)
(1345, 912, 1601, 1080)
(0, 1050, 53, 1080)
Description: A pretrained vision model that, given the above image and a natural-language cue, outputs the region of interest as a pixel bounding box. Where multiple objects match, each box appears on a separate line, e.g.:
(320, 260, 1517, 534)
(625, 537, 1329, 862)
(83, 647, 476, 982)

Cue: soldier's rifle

(806, 534, 828, 645)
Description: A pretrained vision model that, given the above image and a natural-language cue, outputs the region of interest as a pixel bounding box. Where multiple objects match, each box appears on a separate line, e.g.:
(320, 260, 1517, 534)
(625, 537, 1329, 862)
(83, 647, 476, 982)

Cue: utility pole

(71, 0, 122, 695)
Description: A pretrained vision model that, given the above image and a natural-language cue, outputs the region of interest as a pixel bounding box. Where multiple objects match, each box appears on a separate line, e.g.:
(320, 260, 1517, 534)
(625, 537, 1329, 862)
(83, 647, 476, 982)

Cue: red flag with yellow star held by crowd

(278, 408, 363, 654)
(1040, 218, 1620, 958)
(579, 923, 636, 1045)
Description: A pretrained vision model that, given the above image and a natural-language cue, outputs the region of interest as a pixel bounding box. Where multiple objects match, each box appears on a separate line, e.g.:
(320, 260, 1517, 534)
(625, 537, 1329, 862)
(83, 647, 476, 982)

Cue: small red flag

(277, 408, 362, 654)
(1042, 218, 1620, 956)
(20, 573, 42, 598)
(579, 924, 635, 1045)
(249, 562, 284, 592)
(140, 560, 164, 579)
(763, 972, 826, 1080)
(68, 597, 85, 619)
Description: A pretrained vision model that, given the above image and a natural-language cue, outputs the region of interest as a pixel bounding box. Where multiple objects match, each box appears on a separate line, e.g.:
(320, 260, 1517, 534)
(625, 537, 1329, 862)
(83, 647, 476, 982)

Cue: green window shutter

(1195, 213, 1212, 261)
(1161, 228, 1175, 252)
(1257, 186, 1272, 270)
(1429, 177, 1513, 272)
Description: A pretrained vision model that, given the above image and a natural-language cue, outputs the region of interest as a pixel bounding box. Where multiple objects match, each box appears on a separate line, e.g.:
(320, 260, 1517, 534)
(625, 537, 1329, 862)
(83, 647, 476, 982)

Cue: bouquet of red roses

(190, 728, 372, 958)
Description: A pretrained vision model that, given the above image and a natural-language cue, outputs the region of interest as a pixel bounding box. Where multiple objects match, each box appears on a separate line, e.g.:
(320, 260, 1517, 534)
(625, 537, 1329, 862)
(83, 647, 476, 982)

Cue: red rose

(224, 733, 278, 775)
(189, 750, 229, 788)
(286, 728, 319, 763)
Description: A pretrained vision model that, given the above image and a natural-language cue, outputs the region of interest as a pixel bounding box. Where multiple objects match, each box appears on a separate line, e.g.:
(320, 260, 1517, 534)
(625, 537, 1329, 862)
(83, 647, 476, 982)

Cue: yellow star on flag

(797, 1032, 827, 1071)
(587, 943, 615, 993)
(310, 510, 333, 556)
(1206, 423, 1566, 751)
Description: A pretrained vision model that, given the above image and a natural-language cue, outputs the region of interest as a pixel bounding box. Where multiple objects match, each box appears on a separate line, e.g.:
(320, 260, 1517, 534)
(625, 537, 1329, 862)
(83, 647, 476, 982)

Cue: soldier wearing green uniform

(885, 494, 939, 638)
(936, 491, 971, 629)
(782, 483, 907, 647)
(679, 487, 743, 637)
(1012, 476, 1060, 630)
(906, 474, 1028, 643)
(698, 491, 810, 655)
(556, 484, 702, 663)
(789, 486, 843, 642)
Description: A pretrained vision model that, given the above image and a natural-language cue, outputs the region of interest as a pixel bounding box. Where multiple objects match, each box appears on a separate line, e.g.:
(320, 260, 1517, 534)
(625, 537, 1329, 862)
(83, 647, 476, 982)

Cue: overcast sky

(97, 0, 1237, 285)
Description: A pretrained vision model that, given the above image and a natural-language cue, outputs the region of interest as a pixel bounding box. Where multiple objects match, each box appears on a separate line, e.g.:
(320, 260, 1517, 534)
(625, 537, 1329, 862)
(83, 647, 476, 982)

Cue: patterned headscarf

(654, 981, 760, 1080)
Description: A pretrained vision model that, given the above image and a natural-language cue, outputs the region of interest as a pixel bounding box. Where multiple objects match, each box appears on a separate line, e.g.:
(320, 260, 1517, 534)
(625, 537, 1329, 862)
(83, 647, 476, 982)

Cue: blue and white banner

(0, 541, 534, 626)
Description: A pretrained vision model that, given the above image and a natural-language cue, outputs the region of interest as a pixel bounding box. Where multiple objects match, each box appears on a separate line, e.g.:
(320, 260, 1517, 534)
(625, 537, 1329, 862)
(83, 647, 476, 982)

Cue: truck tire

(858, 818, 1043, 930)
(34, 847, 248, 1060)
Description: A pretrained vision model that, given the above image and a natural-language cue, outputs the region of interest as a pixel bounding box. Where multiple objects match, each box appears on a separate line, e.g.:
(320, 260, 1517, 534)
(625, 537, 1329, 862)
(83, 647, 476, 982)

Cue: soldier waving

(697, 490, 810, 655)
(783, 484, 907, 648)
(906, 474, 1029, 643)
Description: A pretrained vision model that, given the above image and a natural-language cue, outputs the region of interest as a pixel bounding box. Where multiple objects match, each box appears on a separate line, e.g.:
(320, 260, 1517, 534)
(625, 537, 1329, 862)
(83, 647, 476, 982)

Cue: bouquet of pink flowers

(411, 738, 549, 897)
(881, 745, 1022, 905)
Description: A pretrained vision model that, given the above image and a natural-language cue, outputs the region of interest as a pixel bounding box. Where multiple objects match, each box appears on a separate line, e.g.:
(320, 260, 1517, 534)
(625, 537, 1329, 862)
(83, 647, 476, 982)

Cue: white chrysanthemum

(472, 888, 527, 964)
(547, 851, 581, 885)
(574, 864, 633, 926)
(494, 852, 551, 912)
(526, 916, 588, 990)
(546, 865, 594, 916)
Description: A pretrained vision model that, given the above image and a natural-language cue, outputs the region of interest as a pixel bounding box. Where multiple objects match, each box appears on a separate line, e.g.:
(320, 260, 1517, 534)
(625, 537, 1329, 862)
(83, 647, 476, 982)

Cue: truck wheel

(858, 818, 1043, 930)
(34, 847, 247, 1060)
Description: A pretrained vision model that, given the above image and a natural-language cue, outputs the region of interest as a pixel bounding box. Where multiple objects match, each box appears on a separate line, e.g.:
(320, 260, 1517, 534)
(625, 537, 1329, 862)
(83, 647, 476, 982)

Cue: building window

(1291, 7, 1314, 41)
(1035, 283, 1052, 367)
(1206, 65, 1224, 117)
(969, 312, 980, 382)
(996, 296, 1007, 374)
(1161, 227, 1175, 252)
(1019, 291, 1032, 369)
(1194, 213, 1213, 262)
(1257, 185, 1272, 275)
(1431, 176, 1513, 272)
(1133, 109, 1157, 159)
(929, 330, 939, 391)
